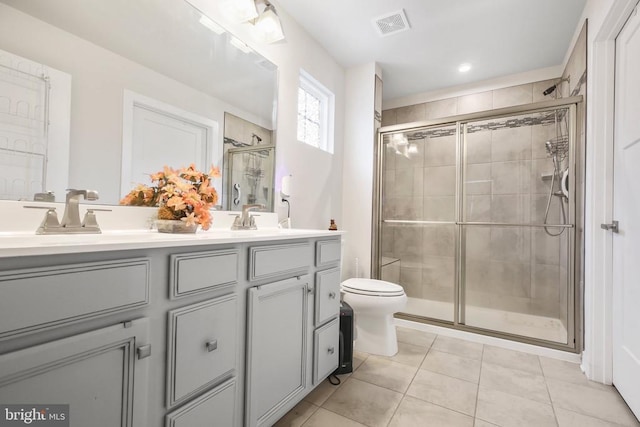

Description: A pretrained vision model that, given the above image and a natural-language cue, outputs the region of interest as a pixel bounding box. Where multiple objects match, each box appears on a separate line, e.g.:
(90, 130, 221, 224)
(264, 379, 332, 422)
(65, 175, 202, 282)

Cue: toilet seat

(341, 278, 405, 297)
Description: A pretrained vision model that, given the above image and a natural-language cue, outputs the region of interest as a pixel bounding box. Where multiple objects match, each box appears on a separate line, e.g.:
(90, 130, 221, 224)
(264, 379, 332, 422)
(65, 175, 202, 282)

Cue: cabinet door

(0, 318, 150, 427)
(245, 276, 309, 427)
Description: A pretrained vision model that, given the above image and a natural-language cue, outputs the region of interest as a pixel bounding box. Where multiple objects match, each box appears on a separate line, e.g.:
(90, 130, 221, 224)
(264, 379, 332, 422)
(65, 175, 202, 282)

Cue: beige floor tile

(353, 351, 368, 371)
(480, 361, 550, 404)
(540, 356, 610, 390)
(482, 345, 542, 375)
(389, 395, 474, 427)
(322, 378, 403, 427)
(302, 408, 367, 427)
(547, 379, 640, 426)
(274, 400, 319, 427)
(304, 378, 343, 406)
(396, 327, 437, 348)
(380, 341, 429, 367)
(352, 356, 418, 393)
(407, 369, 478, 416)
(431, 335, 484, 360)
(421, 349, 481, 383)
(474, 419, 499, 427)
(555, 407, 630, 427)
(476, 386, 556, 427)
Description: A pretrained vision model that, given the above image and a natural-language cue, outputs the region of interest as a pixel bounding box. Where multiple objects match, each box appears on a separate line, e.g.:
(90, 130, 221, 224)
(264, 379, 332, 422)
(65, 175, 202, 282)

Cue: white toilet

(341, 278, 407, 357)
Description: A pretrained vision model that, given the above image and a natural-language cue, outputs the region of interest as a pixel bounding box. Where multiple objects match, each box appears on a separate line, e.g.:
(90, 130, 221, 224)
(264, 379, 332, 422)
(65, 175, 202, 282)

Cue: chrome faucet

(61, 189, 100, 228)
(231, 204, 265, 230)
(25, 189, 107, 234)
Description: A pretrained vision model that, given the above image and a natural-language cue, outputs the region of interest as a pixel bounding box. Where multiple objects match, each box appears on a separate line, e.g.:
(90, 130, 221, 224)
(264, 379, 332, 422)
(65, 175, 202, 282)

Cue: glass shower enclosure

(373, 98, 581, 351)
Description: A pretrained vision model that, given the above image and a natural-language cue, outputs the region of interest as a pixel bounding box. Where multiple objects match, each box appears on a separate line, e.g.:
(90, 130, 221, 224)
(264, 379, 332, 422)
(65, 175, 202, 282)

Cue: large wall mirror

(0, 0, 278, 208)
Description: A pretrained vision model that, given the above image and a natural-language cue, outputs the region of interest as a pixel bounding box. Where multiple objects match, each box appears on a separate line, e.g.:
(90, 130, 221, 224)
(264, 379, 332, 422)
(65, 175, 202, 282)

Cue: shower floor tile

(276, 328, 640, 427)
(403, 296, 568, 343)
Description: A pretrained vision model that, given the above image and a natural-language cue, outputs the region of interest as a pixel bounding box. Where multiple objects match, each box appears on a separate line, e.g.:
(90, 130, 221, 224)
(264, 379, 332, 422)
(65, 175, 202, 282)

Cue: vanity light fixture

(230, 36, 253, 53)
(222, 0, 258, 23)
(458, 63, 472, 73)
(199, 15, 226, 35)
(253, 2, 285, 43)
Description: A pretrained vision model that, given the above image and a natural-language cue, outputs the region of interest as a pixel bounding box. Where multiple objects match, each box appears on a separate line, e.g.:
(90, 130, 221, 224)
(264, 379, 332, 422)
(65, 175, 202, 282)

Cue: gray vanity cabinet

(0, 318, 150, 427)
(0, 234, 342, 427)
(245, 275, 311, 427)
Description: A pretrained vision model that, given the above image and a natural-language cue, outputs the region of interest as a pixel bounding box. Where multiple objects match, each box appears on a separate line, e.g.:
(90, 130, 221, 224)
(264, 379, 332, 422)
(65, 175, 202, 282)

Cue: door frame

(583, 0, 639, 384)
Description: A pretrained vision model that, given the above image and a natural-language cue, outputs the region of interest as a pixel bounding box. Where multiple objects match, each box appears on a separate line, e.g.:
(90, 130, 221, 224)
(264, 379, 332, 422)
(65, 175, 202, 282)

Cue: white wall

(577, 0, 637, 384)
(0, 3, 269, 205)
(341, 62, 378, 279)
(188, 0, 346, 230)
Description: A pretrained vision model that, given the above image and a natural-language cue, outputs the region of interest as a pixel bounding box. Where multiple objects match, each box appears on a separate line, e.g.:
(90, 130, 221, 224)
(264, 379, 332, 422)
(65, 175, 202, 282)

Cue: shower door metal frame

(372, 96, 583, 352)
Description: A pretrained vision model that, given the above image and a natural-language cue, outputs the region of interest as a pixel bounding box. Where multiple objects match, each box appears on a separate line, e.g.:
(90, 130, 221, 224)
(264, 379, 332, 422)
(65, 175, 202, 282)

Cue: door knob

(601, 221, 619, 233)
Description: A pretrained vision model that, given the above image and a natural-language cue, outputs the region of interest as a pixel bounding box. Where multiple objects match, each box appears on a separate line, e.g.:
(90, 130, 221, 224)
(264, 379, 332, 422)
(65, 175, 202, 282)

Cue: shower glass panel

(380, 124, 457, 322)
(460, 108, 573, 345)
(375, 100, 578, 350)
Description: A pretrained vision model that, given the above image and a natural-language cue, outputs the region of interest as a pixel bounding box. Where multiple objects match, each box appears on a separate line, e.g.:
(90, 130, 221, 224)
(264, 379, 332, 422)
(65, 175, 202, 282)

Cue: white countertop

(0, 201, 344, 258)
(0, 228, 345, 258)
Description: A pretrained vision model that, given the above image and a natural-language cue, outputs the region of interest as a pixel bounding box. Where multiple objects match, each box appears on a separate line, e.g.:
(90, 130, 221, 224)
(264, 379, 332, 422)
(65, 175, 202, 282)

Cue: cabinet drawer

(0, 259, 150, 339)
(165, 378, 236, 427)
(315, 268, 341, 326)
(315, 239, 341, 267)
(167, 295, 237, 408)
(170, 249, 238, 299)
(249, 243, 311, 281)
(314, 318, 339, 385)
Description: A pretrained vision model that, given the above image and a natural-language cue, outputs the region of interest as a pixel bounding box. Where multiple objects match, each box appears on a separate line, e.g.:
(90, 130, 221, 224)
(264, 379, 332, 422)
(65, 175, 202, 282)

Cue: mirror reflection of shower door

(226, 145, 275, 211)
(380, 124, 458, 322)
(460, 107, 574, 345)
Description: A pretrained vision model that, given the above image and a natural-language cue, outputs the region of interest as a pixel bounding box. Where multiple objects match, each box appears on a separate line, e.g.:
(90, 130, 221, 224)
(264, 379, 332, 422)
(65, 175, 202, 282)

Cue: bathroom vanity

(0, 220, 342, 427)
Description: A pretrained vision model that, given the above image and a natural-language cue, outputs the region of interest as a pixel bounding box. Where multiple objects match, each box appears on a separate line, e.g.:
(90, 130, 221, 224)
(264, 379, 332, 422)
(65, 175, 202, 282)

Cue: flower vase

(155, 219, 198, 234)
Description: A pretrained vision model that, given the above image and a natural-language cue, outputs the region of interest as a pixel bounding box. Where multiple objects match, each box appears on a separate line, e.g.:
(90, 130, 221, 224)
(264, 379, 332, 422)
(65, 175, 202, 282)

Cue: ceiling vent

(372, 9, 410, 37)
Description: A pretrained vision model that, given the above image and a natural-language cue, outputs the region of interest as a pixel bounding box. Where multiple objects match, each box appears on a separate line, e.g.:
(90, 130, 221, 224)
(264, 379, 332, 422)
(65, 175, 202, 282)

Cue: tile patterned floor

(274, 327, 640, 427)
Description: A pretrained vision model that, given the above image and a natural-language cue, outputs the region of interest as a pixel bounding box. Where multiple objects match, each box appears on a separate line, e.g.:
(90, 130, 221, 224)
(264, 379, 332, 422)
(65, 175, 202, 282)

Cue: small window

(297, 69, 335, 153)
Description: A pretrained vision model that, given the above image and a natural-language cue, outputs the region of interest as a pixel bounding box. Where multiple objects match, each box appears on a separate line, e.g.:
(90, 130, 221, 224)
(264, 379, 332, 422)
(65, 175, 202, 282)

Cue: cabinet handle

(206, 340, 218, 352)
(327, 346, 335, 355)
(328, 292, 336, 299)
(137, 344, 151, 360)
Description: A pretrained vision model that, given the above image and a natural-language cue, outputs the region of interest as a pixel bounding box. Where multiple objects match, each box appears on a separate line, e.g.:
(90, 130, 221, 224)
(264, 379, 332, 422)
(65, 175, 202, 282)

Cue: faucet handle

(23, 206, 61, 234)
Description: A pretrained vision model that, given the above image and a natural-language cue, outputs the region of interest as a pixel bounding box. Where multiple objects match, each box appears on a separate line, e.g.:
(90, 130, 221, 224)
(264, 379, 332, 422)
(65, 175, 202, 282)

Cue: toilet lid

(341, 278, 405, 297)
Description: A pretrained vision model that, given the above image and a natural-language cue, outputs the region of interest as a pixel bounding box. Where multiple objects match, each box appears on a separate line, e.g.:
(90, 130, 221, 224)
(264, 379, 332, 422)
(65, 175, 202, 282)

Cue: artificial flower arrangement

(120, 164, 220, 230)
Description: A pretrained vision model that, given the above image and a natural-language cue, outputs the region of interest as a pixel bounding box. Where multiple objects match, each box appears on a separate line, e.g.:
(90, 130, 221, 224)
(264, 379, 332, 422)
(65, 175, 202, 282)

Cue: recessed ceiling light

(458, 63, 472, 73)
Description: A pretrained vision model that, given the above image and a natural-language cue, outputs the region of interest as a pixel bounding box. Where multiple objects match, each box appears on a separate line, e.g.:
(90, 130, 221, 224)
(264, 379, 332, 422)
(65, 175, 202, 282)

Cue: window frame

(297, 69, 335, 153)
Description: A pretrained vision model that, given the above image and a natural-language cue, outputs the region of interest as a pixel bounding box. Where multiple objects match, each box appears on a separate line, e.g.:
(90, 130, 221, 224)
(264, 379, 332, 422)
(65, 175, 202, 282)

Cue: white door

(130, 105, 208, 184)
(613, 4, 640, 418)
(120, 91, 220, 196)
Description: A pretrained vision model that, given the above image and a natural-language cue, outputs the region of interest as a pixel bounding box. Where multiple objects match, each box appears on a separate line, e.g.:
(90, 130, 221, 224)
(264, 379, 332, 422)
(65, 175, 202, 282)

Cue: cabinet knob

(328, 292, 336, 299)
(206, 340, 218, 352)
(327, 346, 335, 355)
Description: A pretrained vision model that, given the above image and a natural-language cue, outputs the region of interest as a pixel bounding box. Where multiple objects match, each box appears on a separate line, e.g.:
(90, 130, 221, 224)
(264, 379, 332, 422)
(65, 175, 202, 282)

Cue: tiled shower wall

(380, 76, 581, 324)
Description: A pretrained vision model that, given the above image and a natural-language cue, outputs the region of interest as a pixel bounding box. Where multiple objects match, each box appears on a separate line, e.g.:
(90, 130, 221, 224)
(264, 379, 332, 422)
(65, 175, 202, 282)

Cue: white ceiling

(275, 0, 587, 101)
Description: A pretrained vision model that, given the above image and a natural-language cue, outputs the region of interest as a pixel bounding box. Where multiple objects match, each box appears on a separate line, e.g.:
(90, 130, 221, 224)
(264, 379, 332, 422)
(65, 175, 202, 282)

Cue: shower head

(543, 84, 558, 96)
(545, 140, 554, 154)
(542, 76, 570, 96)
(545, 136, 569, 160)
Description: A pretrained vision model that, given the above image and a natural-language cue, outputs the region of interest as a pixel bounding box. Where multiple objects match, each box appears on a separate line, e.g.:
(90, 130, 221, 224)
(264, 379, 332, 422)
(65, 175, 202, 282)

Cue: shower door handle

(233, 183, 241, 206)
(601, 221, 619, 233)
